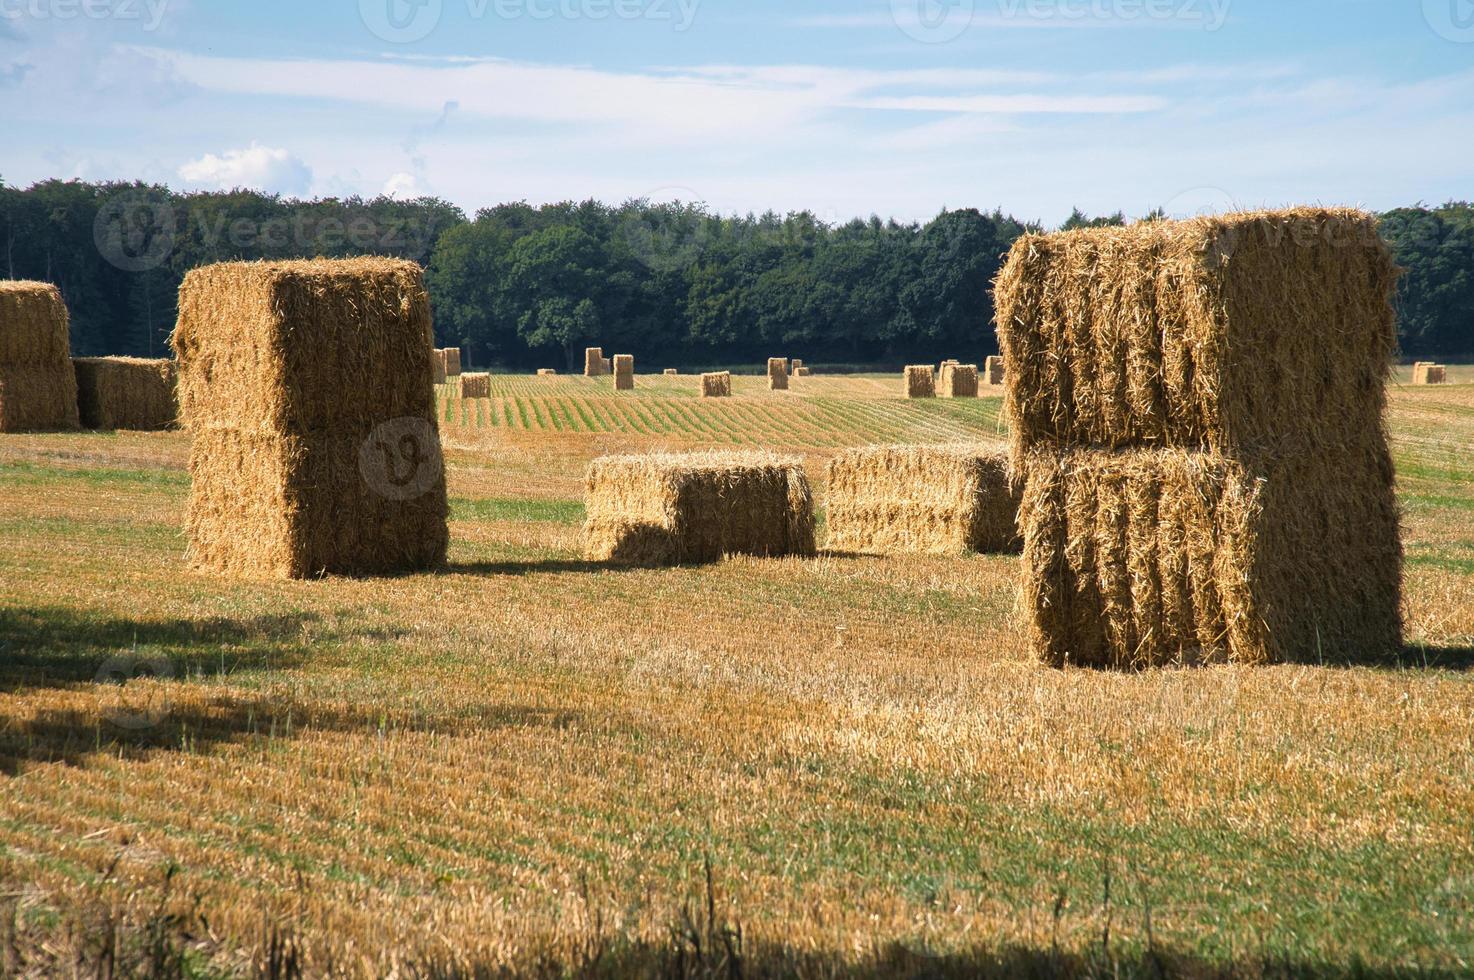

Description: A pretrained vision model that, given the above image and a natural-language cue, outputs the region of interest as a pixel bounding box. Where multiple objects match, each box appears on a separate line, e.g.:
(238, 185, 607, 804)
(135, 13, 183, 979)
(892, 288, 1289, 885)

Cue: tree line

(2, 178, 1471, 368)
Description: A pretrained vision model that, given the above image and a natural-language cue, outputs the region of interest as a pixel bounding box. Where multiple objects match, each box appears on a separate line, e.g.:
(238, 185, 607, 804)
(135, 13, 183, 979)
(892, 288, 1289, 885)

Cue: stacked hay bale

(585, 347, 607, 377)
(985, 356, 1005, 386)
(791, 359, 804, 373)
(613, 355, 635, 391)
(459, 372, 491, 398)
(904, 365, 935, 398)
(0, 281, 80, 432)
(583, 451, 816, 566)
(701, 372, 731, 398)
(73, 357, 177, 430)
(1412, 362, 1448, 385)
(938, 363, 979, 398)
(996, 208, 1402, 668)
(171, 258, 448, 579)
(768, 357, 789, 391)
(826, 445, 1021, 555)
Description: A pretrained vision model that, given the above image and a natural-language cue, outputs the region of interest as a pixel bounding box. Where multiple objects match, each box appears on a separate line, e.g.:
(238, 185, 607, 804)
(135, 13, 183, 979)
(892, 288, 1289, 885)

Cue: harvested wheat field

(0, 371, 1471, 977)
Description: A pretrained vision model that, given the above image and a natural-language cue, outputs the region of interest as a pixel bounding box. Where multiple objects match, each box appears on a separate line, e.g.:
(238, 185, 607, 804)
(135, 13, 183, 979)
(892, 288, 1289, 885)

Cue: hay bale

(995, 208, 1397, 460)
(171, 258, 448, 579)
(538, 368, 557, 377)
(985, 356, 1005, 386)
(1412, 362, 1448, 385)
(73, 357, 177, 430)
(432, 351, 447, 385)
(768, 357, 789, 391)
(904, 365, 935, 398)
(701, 372, 731, 398)
(999, 209, 1402, 667)
(826, 445, 1020, 555)
(664, 368, 679, 376)
(791, 359, 804, 373)
(794, 367, 812, 377)
(585, 347, 606, 377)
(442, 348, 462, 377)
(613, 354, 635, 391)
(938, 363, 979, 398)
(583, 451, 816, 566)
(1018, 447, 1402, 668)
(459, 372, 491, 398)
(0, 280, 80, 432)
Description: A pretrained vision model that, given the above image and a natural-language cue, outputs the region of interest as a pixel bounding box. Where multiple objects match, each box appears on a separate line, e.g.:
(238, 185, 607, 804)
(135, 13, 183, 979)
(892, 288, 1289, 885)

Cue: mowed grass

(0, 376, 1471, 977)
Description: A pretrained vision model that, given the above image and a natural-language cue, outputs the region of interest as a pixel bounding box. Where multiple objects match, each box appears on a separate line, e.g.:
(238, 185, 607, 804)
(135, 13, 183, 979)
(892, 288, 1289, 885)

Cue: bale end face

(664, 368, 679, 376)
(938, 364, 979, 399)
(768, 357, 790, 391)
(459, 373, 491, 399)
(583, 451, 816, 566)
(171, 258, 448, 579)
(0, 280, 81, 432)
(613, 354, 635, 391)
(584, 347, 607, 377)
(904, 365, 935, 399)
(701, 372, 732, 398)
(825, 445, 1020, 555)
(985, 356, 1005, 386)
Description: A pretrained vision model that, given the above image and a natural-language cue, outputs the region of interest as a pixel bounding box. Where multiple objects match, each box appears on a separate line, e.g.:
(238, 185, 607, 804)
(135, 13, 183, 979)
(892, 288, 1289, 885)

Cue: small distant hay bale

(938, 363, 979, 398)
(1018, 447, 1402, 669)
(791, 359, 804, 372)
(441, 348, 462, 377)
(794, 367, 812, 377)
(585, 347, 606, 377)
(432, 351, 447, 385)
(73, 357, 177, 430)
(1412, 362, 1448, 385)
(768, 357, 789, 391)
(0, 280, 80, 432)
(826, 445, 1021, 555)
(171, 258, 448, 579)
(459, 372, 491, 398)
(904, 365, 935, 398)
(583, 451, 817, 566)
(701, 372, 731, 398)
(613, 354, 635, 391)
(538, 368, 557, 377)
(985, 356, 1005, 386)
(664, 368, 679, 376)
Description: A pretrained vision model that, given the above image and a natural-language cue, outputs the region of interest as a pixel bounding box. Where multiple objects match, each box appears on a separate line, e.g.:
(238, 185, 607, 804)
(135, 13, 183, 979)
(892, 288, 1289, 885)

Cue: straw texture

(73, 357, 177, 430)
(938, 364, 979, 399)
(701, 372, 731, 398)
(904, 365, 935, 399)
(0, 280, 80, 432)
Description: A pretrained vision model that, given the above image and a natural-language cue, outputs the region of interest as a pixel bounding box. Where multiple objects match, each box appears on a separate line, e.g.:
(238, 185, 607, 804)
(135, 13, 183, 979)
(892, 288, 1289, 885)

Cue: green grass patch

(450, 497, 584, 525)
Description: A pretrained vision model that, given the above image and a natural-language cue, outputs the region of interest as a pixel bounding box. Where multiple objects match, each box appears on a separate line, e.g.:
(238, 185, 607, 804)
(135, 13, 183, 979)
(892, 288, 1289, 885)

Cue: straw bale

(794, 367, 812, 377)
(459, 373, 491, 398)
(826, 445, 1020, 555)
(985, 356, 1005, 386)
(904, 365, 935, 398)
(664, 368, 679, 376)
(0, 280, 80, 432)
(583, 451, 816, 566)
(1412, 362, 1447, 385)
(1018, 447, 1402, 668)
(432, 352, 447, 385)
(538, 368, 557, 376)
(440, 348, 462, 377)
(768, 357, 789, 391)
(791, 359, 804, 372)
(938, 363, 979, 398)
(585, 347, 606, 377)
(996, 208, 1397, 461)
(701, 372, 731, 398)
(73, 357, 177, 430)
(613, 354, 635, 391)
(171, 258, 448, 579)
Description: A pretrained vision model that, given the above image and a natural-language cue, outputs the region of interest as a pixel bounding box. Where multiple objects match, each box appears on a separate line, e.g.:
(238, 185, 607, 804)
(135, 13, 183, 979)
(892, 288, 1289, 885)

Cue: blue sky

(2, 0, 1471, 224)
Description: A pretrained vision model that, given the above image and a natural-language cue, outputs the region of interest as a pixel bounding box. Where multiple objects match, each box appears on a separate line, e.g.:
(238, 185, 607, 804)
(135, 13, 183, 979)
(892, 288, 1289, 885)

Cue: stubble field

(0, 370, 1471, 977)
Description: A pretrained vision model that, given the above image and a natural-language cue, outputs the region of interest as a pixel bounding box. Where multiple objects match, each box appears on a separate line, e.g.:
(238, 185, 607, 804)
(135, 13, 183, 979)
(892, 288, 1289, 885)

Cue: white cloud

(382, 172, 421, 198)
(178, 143, 313, 194)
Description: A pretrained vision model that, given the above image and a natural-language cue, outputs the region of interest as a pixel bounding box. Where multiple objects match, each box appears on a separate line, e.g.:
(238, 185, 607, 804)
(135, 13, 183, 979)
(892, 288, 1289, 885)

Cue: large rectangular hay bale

(613, 354, 635, 391)
(585, 347, 606, 377)
(1018, 447, 1402, 668)
(583, 451, 816, 566)
(938, 363, 979, 398)
(1412, 362, 1447, 385)
(0, 281, 80, 432)
(985, 356, 1005, 386)
(701, 372, 731, 398)
(995, 209, 1397, 459)
(904, 365, 935, 398)
(459, 372, 491, 398)
(73, 357, 177, 430)
(171, 258, 448, 579)
(768, 357, 789, 391)
(826, 445, 1021, 555)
